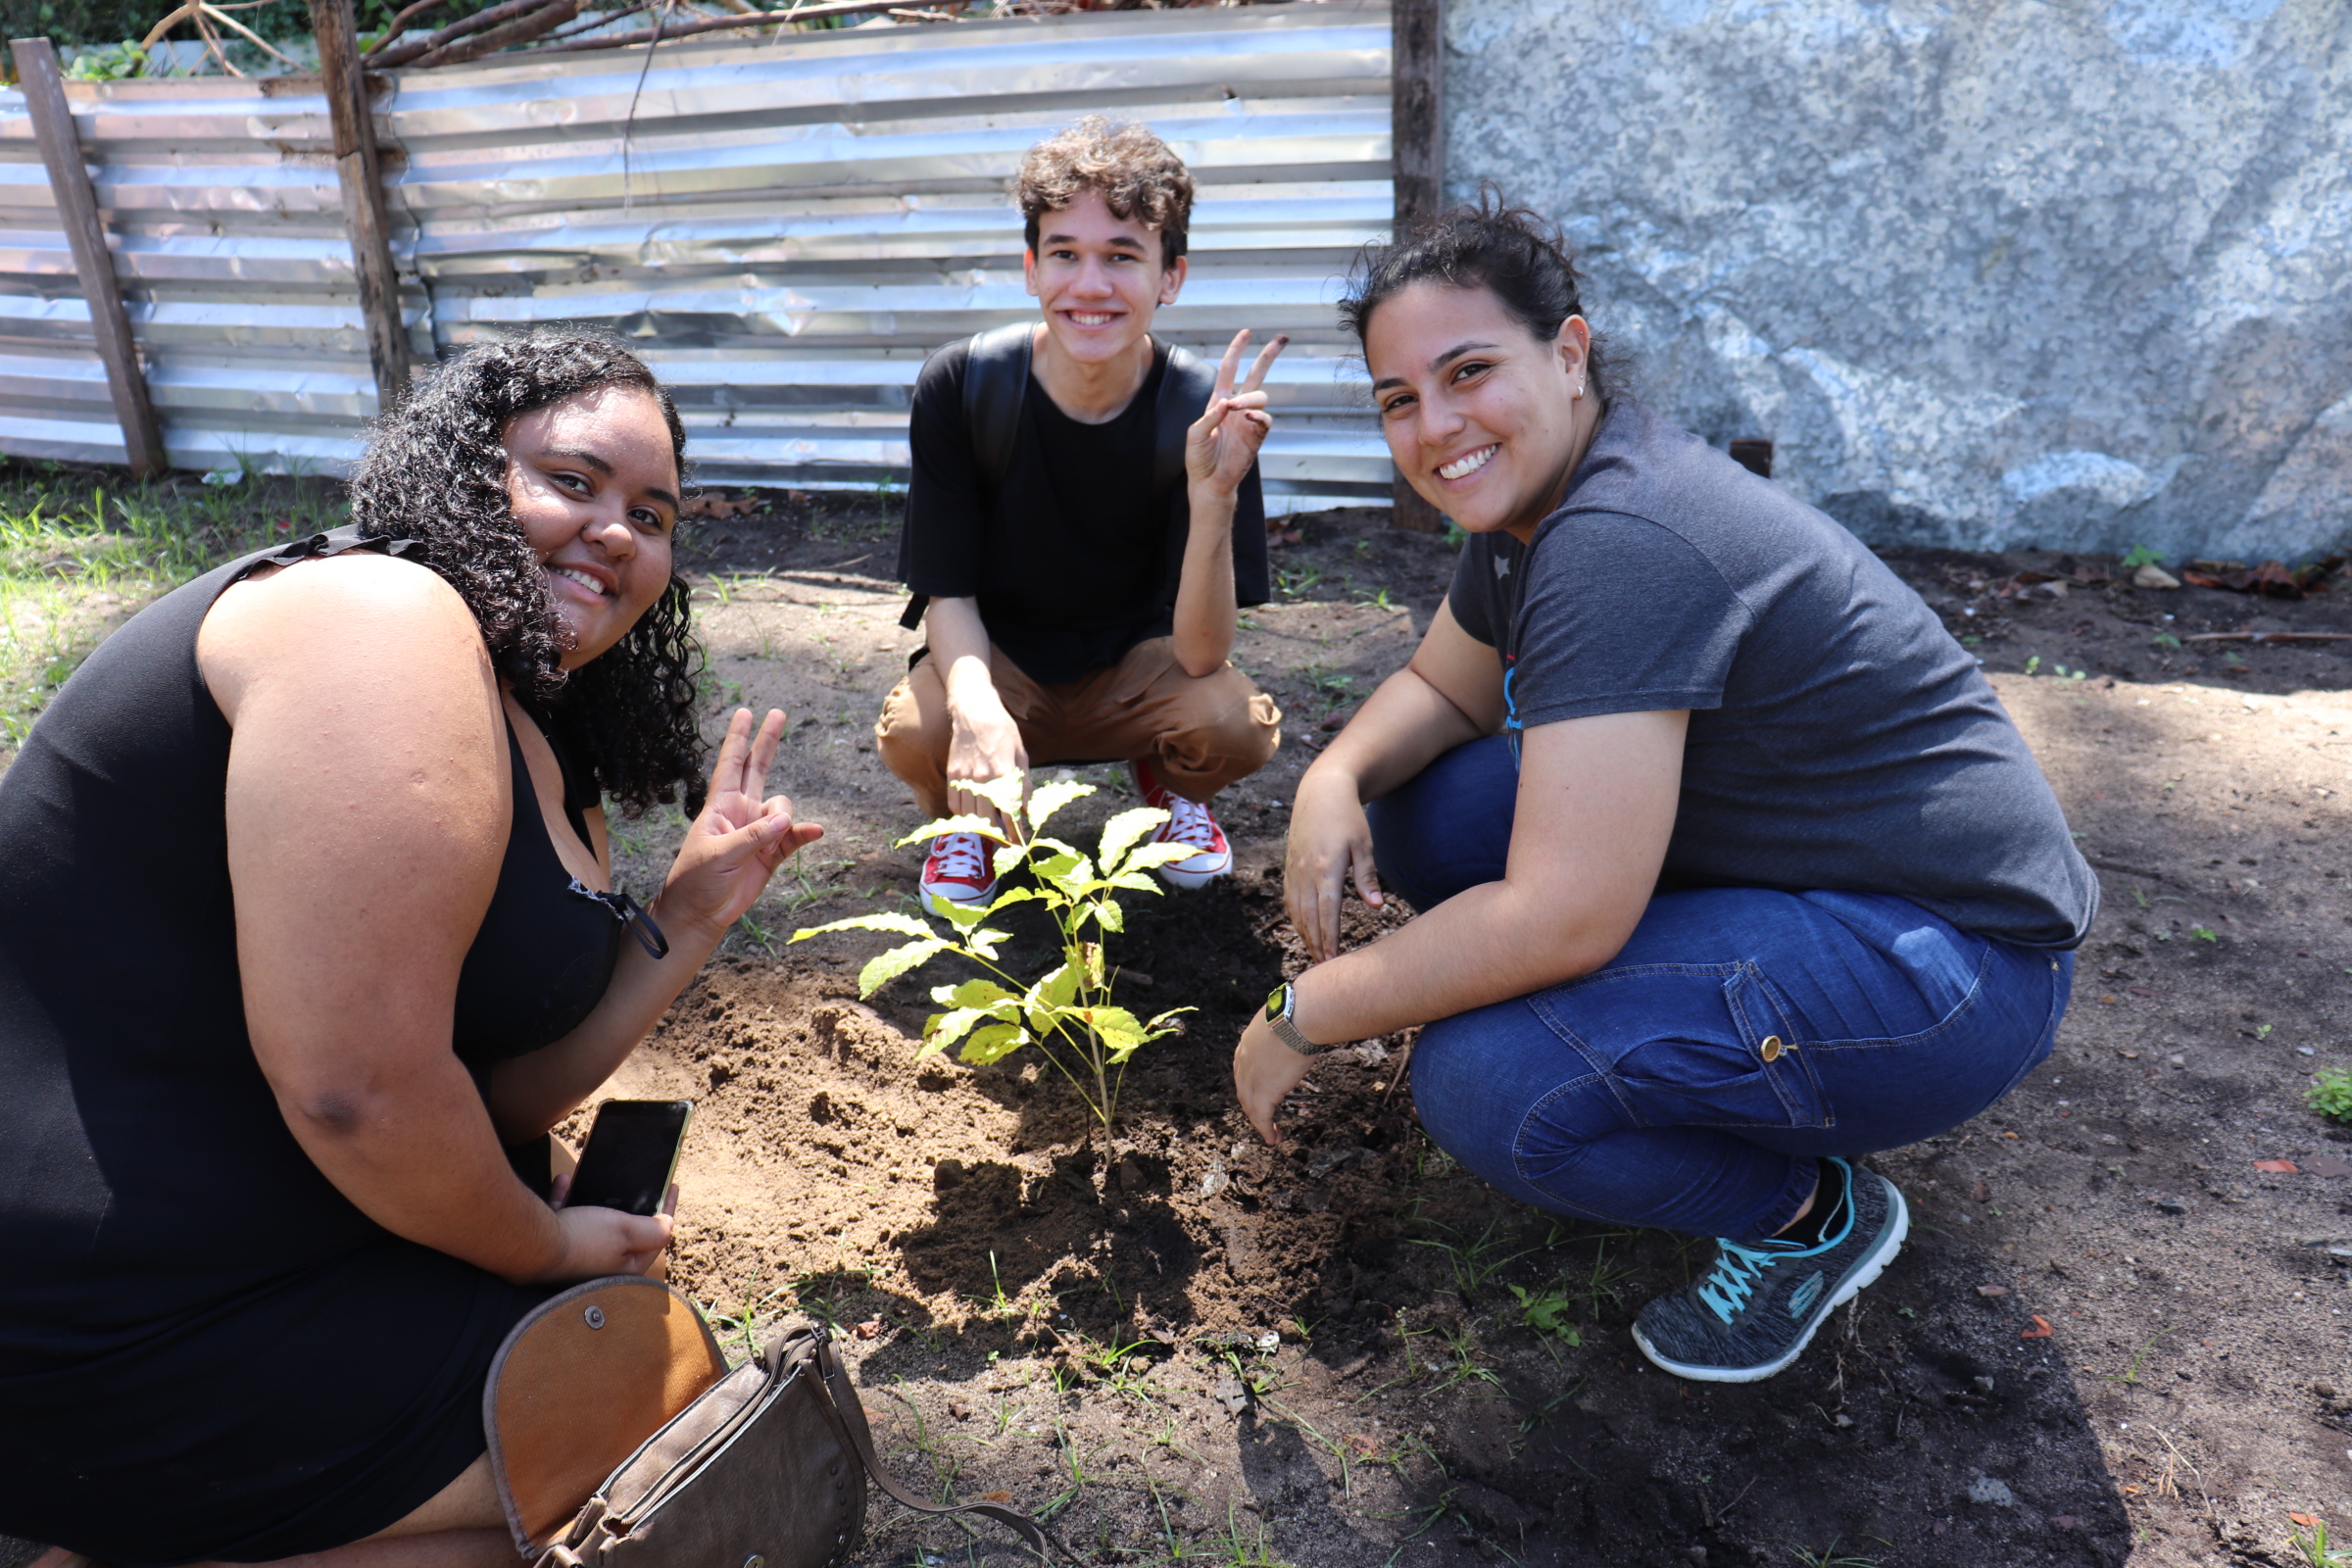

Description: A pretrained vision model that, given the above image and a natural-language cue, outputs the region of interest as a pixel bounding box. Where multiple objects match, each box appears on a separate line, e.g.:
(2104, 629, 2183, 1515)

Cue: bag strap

(804, 1329, 1072, 1564)
(960, 320, 1034, 500)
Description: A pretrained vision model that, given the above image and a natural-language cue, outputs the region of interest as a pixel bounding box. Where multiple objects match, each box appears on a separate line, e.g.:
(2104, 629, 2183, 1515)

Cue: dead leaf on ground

(2254, 1159, 2301, 1174)
(983, 1492, 1012, 1503)
(682, 493, 759, 520)
(1972, 1180, 1990, 1201)
(1346, 1434, 1383, 1456)
(853, 1316, 883, 1339)
(2292, 1512, 2322, 1528)
(2022, 1314, 2055, 1340)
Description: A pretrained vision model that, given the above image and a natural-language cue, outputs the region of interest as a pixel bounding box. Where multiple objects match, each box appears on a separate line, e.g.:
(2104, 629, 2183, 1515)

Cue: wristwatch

(1262, 982, 1322, 1057)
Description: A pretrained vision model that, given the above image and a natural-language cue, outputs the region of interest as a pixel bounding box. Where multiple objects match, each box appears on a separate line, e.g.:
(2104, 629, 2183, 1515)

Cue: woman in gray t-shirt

(1237, 200, 2094, 1386)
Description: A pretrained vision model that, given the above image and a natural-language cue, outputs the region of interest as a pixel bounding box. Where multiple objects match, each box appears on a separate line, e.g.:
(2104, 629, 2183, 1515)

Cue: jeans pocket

(1530, 961, 1830, 1132)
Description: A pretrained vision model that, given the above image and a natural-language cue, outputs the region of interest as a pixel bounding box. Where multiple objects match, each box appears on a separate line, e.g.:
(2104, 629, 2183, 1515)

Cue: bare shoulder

(200, 552, 488, 722)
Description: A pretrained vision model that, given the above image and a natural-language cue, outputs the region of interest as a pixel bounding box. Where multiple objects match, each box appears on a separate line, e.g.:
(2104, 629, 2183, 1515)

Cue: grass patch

(0, 461, 339, 757)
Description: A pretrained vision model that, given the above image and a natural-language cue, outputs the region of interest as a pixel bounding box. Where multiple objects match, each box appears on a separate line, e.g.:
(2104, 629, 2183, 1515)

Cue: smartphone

(564, 1099, 693, 1216)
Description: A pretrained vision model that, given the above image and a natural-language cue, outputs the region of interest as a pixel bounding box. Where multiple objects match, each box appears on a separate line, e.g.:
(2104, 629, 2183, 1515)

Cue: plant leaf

(1117, 841, 1200, 875)
(990, 839, 1033, 880)
(964, 925, 1012, 961)
(894, 813, 1004, 850)
(792, 911, 935, 943)
(1093, 872, 1164, 896)
(1024, 960, 1081, 1030)
(930, 977, 1017, 1009)
(858, 938, 951, 997)
(1097, 806, 1169, 876)
(922, 1006, 999, 1056)
(1026, 779, 1094, 835)
(1077, 1004, 1150, 1049)
(1091, 898, 1126, 934)
(968, 772, 1027, 819)
(959, 1021, 1031, 1066)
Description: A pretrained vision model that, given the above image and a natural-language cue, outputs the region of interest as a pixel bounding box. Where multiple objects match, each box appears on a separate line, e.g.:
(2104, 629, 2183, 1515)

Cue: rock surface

(1445, 0, 2352, 560)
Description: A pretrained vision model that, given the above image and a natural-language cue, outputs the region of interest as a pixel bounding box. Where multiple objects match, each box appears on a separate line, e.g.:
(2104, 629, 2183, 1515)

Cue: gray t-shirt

(1447, 400, 2097, 949)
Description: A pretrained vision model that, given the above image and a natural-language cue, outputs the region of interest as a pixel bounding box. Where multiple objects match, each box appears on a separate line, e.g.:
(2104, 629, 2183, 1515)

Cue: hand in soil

(657, 707, 821, 942)
(1233, 1009, 1317, 1144)
(1284, 768, 1385, 961)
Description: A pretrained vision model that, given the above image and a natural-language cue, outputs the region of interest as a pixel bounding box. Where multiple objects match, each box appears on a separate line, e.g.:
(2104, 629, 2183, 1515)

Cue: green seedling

(2191, 925, 2219, 943)
(792, 772, 1195, 1136)
(2153, 631, 2183, 650)
(2309, 1068, 2352, 1125)
(1408, 1216, 1538, 1300)
(2257, 1022, 2275, 1040)
(2051, 663, 2089, 681)
(1508, 1283, 1584, 1344)
(2024, 656, 2041, 675)
(2292, 1516, 2352, 1568)
(2122, 545, 2165, 569)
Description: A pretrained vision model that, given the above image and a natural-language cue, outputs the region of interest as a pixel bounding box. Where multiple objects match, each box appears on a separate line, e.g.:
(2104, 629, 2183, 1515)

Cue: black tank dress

(0, 529, 630, 1565)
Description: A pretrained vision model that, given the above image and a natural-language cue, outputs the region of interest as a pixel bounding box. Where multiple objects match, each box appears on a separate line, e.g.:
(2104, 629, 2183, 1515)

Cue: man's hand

(945, 683, 1028, 835)
(1186, 328, 1289, 501)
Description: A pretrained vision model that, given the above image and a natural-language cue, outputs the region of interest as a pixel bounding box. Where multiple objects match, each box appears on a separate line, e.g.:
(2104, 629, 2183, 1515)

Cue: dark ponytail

(1339, 188, 1613, 401)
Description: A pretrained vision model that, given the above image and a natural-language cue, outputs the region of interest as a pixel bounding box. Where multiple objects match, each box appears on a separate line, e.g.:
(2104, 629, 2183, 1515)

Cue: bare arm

(926, 594, 1026, 831)
(487, 708, 819, 1138)
(201, 556, 663, 1282)
(1284, 600, 1504, 961)
(1243, 706, 1688, 1142)
(1171, 329, 1288, 678)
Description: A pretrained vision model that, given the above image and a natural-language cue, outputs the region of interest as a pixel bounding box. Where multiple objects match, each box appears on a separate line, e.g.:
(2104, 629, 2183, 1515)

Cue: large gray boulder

(1444, 0, 2352, 562)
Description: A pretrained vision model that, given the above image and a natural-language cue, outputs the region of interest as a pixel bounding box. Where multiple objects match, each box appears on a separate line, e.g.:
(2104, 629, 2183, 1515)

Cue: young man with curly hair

(878, 117, 1289, 913)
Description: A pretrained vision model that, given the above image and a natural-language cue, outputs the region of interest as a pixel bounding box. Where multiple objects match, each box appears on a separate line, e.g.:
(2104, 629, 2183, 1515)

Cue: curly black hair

(346, 331, 708, 816)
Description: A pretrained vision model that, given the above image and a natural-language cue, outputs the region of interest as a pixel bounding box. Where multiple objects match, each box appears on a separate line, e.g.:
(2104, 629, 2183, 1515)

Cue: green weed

(2309, 1068, 2352, 1125)
(2290, 1515, 2352, 1568)
(2122, 545, 2165, 569)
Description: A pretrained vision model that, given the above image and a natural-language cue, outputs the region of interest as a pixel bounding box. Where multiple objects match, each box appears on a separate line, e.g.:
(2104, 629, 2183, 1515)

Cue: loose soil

(16, 491, 2352, 1568)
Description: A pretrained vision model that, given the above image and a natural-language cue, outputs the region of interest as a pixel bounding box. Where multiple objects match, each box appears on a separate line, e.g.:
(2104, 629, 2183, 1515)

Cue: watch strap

(1265, 982, 1320, 1057)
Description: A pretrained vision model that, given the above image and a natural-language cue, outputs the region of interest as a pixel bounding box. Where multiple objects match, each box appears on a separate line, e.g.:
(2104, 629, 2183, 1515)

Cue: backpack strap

(960, 320, 1035, 499)
(1152, 340, 1217, 507)
(803, 1329, 1071, 1564)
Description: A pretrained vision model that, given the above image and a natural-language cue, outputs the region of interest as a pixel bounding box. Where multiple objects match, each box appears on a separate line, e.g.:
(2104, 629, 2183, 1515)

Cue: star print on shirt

(1494, 555, 1511, 578)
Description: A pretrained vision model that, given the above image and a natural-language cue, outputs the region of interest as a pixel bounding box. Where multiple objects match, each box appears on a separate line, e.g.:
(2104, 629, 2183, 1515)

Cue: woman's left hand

(1233, 1011, 1318, 1145)
(658, 708, 823, 945)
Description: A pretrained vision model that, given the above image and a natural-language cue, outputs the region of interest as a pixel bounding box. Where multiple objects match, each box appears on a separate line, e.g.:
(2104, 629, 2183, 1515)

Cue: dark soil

(13, 491, 2352, 1568)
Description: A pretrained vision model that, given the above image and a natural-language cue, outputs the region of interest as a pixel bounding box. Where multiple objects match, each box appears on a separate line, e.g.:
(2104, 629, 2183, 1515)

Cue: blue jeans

(1369, 737, 2073, 1244)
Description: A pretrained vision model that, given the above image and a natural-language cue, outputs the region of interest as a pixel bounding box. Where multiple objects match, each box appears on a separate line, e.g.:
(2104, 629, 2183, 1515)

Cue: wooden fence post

(1389, 0, 1445, 532)
(309, 0, 416, 411)
(11, 38, 168, 479)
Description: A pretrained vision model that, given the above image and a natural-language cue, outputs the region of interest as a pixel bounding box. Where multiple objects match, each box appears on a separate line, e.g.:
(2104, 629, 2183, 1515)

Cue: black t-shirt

(1448, 399, 2098, 949)
(895, 334, 1270, 685)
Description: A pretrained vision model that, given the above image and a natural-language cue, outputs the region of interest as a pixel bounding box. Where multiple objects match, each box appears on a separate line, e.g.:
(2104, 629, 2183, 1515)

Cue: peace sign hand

(1185, 327, 1289, 502)
(655, 708, 824, 947)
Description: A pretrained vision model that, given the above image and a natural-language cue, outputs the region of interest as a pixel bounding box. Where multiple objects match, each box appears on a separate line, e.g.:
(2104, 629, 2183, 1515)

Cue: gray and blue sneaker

(1631, 1157, 1908, 1383)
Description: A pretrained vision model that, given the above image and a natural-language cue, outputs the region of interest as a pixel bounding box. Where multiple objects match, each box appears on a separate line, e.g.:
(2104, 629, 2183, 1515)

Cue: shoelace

(930, 833, 990, 884)
(1160, 796, 1220, 853)
(1694, 1239, 1778, 1324)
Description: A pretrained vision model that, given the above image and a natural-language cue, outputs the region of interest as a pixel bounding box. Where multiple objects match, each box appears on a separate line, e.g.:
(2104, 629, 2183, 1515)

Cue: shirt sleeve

(1446, 537, 1499, 647)
(1510, 511, 1750, 726)
(897, 339, 987, 600)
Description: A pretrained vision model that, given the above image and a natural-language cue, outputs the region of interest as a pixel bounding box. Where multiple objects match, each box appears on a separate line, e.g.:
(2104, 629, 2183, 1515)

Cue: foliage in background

(2309, 1067, 2352, 1126)
(0, 459, 334, 751)
(792, 772, 1194, 1138)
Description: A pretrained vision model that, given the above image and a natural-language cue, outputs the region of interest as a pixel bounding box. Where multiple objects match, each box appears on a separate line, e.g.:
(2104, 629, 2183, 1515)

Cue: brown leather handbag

(482, 1277, 1061, 1567)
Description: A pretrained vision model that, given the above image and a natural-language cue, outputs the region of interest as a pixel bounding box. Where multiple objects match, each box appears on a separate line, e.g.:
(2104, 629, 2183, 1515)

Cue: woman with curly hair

(0, 331, 818, 1568)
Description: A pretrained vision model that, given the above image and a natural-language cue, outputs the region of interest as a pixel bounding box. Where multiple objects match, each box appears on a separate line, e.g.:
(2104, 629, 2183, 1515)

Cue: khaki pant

(873, 636, 1282, 820)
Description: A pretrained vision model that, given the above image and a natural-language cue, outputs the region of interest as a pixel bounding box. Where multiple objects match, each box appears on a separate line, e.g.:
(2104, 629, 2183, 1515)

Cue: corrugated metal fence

(0, 1, 1394, 507)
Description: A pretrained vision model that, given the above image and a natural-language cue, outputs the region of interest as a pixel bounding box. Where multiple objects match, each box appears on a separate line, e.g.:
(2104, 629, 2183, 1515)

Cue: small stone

(2299, 1046, 2319, 1056)
(1972, 1375, 1996, 1395)
(2318, 1382, 2339, 1399)
(2155, 1197, 2189, 1215)
(2050, 1514, 2082, 1530)
(2133, 564, 2182, 589)
(1687, 1547, 1709, 1565)
(1832, 1412, 1854, 1428)
(2167, 1054, 2187, 1067)
(1976, 1284, 2011, 1298)
(1968, 1476, 2018, 1508)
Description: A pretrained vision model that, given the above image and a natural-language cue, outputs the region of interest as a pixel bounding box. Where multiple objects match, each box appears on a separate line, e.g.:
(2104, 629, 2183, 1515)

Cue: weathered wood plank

(309, 0, 416, 411)
(10, 38, 167, 478)
(1389, 0, 1445, 531)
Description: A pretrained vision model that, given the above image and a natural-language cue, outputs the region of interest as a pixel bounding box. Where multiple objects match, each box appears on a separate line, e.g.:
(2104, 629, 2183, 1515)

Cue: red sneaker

(920, 831, 999, 915)
(1128, 760, 1233, 889)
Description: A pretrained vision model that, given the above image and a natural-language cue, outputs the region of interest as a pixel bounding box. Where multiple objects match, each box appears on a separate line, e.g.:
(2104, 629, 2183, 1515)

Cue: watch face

(1265, 984, 1286, 1021)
